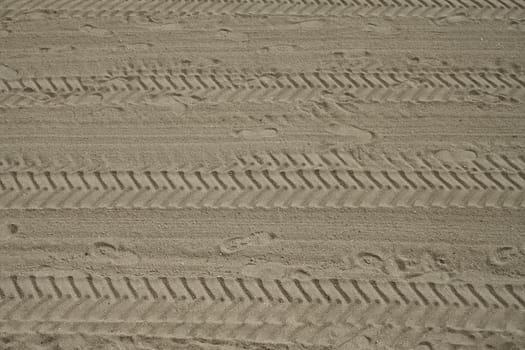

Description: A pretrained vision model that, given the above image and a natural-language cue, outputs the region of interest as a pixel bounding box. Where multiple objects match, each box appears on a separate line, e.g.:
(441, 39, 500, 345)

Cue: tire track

(1, 68, 523, 107)
(0, 166, 524, 208)
(2, 150, 522, 174)
(0, 275, 523, 347)
(0, 0, 523, 21)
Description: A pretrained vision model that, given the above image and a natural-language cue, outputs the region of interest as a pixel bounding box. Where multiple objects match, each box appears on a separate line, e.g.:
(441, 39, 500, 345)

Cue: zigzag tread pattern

(1, 167, 524, 208)
(1, 69, 523, 107)
(0, 0, 523, 20)
(0, 275, 523, 346)
(2, 150, 524, 174)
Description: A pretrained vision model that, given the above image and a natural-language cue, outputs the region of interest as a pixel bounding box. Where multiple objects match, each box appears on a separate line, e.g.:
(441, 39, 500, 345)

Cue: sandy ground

(0, 0, 524, 349)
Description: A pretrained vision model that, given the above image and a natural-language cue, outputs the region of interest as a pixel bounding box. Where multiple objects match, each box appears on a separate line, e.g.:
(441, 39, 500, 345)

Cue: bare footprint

(80, 24, 112, 37)
(363, 20, 397, 34)
(217, 28, 248, 42)
(219, 237, 251, 255)
(219, 231, 277, 255)
(90, 241, 140, 265)
(325, 123, 374, 143)
(392, 251, 452, 281)
(290, 20, 325, 30)
(315, 101, 375, 144)
(258, 45, 300, 54)
(288, 268, 311, 280)
(354, 251, 386, 273)
(234, 128, 278, 140)
(432, 13, 471, 26)
(488, 246, 520, 266)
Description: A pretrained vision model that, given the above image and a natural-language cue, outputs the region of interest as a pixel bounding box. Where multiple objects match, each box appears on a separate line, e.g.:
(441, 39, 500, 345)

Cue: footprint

(354, 252, 386, 272)
(288, 268, 311, 280)
(363, 21, 397, 34)
(444, 331, 476, 346)
(414, 342, 434, 350)
(462, 90, 508, 104)
(508, 20, 525, 32)
(0, 221, 18, 239)
(393, 255, 418, 273)
(291, 20, 325, 30)
(0, 64, 18, 80)
(80, 24, 112, 37)
(446, 14, 471, 24)
(219, 237, 251, 255)
(7, 223, 18, 234)
(391, 251, 453, 281)
(434, 149, 477, 163)
(258, 45, 300, 53)
(354, 335, 373, 349)
(219, 231, 277, 255)
(93, 241, 119, 256)
(314, 101, 374, 144)
(325, 123, 374, 143)
(339, 335, 374, 350)
(90, 241, 140, 265)
(432, 13, 470, 26)
(241, 263, 311, 280)
(241, 262, 288, 279)
(217, 28, 248, 42)
(234, 128, 278, 140)
(488, 246, 520, 266)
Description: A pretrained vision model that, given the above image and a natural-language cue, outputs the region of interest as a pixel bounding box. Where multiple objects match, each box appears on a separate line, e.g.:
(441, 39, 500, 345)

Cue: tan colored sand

(0, 0, 524, 348)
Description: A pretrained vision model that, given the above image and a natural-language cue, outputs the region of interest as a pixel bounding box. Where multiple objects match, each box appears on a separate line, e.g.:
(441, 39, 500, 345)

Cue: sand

(0, 0, 524, 349)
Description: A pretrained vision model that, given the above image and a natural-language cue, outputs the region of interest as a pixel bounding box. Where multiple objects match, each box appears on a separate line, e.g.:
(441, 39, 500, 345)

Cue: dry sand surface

(0, 0, 525, 349)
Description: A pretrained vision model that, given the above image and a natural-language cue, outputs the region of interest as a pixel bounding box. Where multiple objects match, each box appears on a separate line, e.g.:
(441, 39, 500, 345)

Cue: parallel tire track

(0, 0, 523, 21)
(1, 167, 524, 208)
(0, 275, 523, 347)
(2, 150, 523, 174)
(1, 69, 523, 107)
